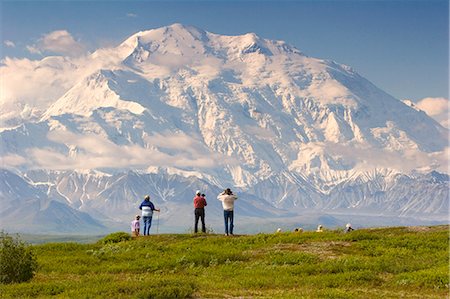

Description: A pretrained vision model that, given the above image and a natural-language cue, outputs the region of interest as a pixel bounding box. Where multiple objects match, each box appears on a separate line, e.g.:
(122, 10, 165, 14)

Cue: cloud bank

(1, 30, 90, 126)
(416, 97, 449, 128)
(8, 130, 238, 171)
(325, 142, 449, 174)
(0, 56, 80, 127)
(27, 30, 86, 57)
(0, 34, 130, 127)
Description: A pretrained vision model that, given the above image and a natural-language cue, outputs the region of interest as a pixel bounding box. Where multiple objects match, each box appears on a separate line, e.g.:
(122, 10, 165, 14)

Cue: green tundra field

(0, 226, 448, 298)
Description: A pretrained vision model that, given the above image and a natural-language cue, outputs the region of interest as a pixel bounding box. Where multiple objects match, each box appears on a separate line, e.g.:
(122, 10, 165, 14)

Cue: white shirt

(217, 193, 238, 211)
(141, 206, 153, 217)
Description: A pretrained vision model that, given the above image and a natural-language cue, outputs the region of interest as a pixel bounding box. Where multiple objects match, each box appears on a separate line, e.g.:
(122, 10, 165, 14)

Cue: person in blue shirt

(139, 195, 160, 235)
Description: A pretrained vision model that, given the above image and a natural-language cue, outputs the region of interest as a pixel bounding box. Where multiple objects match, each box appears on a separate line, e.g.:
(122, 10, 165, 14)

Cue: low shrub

(0, 231, 38, 284)
(395, 266, 449, 289)
(98, 232, 131, 244)
(135, 279, 196, 299)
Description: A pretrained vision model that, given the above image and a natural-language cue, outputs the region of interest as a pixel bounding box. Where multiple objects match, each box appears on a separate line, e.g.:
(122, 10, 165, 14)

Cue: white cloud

(0, 42, 131, 127)
(0, 56, 81, 119)
(126, 13, 137, 18)
(27, 30, 86, 57)
(416, 97, 449, 128)
(16, 130, 238, 171)
(416, 97, 449, 116)
(26, 45, 41, 54)
(326, 142, 449, 174)
(0, 154, 27, 168)
(4, 40, 15, 47)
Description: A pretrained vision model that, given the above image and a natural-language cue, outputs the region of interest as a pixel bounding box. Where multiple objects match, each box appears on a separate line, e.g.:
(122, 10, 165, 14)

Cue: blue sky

(1, 0, 448, 101)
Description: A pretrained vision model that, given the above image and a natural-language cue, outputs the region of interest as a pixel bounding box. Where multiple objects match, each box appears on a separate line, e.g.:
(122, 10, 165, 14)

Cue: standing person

(139, 195, 160, 235)
(345, 223, 354, 233)
(193, 190, 207, 233)
(217, 188, 238, 236)
(130, 215, 140, 237)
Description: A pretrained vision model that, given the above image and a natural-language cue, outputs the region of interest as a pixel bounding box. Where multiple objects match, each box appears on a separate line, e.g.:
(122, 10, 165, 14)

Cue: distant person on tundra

(217, 188, 238, 236)
(193, 190, 207, 233)
(316, 225, 323, 232)
(130, 215, 140, 237)
(345, 223, 354, 233)
(139, 195, 160, 235)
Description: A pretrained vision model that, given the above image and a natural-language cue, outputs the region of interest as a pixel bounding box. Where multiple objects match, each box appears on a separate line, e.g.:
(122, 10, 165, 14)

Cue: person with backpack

(139, 195, 160, 235)
(193, 190, 207, 233)
(217, 188, 238, 236)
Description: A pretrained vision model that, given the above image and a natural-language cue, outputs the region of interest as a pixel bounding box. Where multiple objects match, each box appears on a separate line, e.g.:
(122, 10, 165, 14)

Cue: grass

(17, 234, 104, 245)
(0, 226, 448, 298)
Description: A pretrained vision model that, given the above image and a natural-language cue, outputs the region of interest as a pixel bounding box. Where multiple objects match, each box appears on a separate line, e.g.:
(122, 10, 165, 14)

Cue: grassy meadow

(0, 226, 448, 298)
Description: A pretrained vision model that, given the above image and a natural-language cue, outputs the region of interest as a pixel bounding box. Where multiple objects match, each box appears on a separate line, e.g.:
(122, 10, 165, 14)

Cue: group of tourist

(130, 189, 355, 236)
(130, 188, 238, 236)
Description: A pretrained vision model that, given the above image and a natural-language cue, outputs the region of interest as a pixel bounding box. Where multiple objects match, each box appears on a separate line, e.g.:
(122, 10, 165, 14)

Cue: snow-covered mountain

(1, 24, 448, 233)
(0, 169, 106, 233)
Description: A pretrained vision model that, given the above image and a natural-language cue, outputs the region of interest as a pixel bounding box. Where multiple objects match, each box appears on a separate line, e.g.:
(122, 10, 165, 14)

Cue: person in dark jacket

(193, 190, 207, 233)
(139, 195, 160, 235)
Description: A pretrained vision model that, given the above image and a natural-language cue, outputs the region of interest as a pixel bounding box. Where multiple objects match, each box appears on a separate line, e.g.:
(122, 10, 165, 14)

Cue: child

(131, 215, 140, 237)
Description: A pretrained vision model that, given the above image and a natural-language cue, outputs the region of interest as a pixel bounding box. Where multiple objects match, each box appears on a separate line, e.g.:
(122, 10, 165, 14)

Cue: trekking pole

(157, 211, 160, 234)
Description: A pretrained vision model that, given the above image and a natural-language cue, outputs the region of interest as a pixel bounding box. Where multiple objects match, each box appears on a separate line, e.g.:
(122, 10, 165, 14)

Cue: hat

(196, 190, 201, 195)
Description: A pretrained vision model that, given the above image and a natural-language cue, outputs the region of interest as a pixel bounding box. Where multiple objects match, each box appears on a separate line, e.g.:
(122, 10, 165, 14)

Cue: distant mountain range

(1, 24, 448, 234)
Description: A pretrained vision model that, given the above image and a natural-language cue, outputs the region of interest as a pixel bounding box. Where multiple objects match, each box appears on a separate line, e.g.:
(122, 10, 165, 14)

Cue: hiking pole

(157, 211, 160, 234)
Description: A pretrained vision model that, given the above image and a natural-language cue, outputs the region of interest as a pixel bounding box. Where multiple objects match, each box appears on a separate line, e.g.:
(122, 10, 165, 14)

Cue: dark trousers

(194, 208, 206, 233)
(224, 210, 234, 235)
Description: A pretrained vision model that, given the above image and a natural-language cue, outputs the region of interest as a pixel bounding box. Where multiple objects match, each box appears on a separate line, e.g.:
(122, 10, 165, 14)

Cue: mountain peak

(165, 23, 204, 34)
(2, 24, 448, 185)
(126, 23, 207, 48)
(119, 24, 306, 67)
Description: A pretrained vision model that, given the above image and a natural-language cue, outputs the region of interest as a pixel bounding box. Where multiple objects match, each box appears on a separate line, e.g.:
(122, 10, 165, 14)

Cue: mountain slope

(0, 24, 448, 233)
(0, 170, 106, 233)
